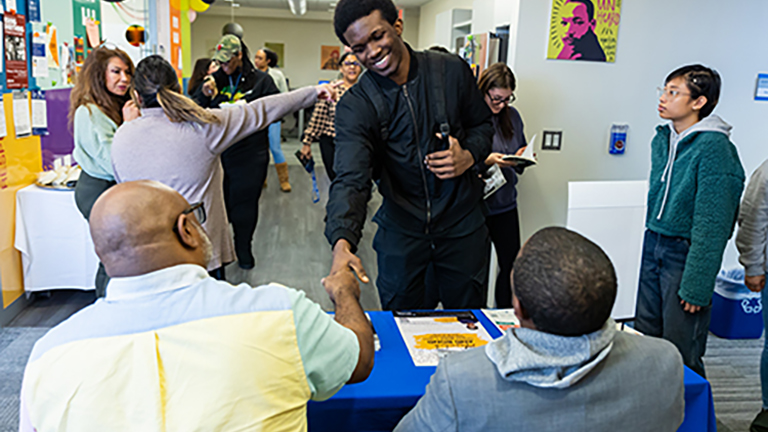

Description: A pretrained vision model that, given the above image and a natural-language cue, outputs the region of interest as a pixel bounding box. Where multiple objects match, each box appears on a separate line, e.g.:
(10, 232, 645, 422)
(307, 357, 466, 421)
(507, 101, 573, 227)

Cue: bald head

(90, 180, 210, 278)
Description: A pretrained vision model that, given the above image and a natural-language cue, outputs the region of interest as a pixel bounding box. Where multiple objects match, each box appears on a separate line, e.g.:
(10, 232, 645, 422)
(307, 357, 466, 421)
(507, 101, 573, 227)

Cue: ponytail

(133, 55, 220, 126)
(156, 87, 220, 125)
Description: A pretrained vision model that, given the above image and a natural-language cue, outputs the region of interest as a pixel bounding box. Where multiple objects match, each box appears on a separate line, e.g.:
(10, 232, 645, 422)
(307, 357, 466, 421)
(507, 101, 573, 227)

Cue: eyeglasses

(342, 61, 360, 67)
(173, 202, 206, 234)
(488, 93, 516, 105)
(657, 87, 691, 99)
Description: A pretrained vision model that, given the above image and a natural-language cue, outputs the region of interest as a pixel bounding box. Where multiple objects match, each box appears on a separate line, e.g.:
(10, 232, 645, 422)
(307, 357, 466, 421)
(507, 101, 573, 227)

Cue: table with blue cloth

(308, 311, 717, 432)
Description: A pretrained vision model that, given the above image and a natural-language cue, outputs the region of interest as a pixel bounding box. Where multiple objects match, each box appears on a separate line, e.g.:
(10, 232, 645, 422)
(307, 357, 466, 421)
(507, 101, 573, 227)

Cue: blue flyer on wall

(31, 89, 48, 136)
(27, 0, 41, 22)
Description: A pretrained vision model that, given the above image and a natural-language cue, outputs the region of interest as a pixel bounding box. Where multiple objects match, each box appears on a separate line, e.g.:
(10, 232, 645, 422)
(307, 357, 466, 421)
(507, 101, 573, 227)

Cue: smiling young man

(326, 0, 494, 310)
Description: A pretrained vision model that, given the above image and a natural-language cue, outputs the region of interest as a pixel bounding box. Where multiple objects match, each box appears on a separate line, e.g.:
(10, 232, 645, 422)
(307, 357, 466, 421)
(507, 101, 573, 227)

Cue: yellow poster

(547, 0, 622, 63)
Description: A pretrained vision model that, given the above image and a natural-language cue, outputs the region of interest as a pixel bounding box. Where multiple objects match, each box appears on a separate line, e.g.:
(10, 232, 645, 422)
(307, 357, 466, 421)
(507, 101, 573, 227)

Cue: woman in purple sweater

(479, 63, 528, 308)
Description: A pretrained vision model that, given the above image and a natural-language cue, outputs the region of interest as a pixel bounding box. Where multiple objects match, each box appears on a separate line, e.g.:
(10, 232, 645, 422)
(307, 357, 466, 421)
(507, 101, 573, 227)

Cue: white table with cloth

(14, 185, 98, 292)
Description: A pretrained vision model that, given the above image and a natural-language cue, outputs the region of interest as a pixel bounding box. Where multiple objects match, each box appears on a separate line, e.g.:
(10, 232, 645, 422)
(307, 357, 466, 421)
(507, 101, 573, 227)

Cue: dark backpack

(357, 51, 450, 181)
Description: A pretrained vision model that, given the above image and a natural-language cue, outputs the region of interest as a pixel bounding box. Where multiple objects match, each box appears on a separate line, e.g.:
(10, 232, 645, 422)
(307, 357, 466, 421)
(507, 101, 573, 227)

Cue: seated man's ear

(512, 295, 529, 321)
(175, 215, 201, 250)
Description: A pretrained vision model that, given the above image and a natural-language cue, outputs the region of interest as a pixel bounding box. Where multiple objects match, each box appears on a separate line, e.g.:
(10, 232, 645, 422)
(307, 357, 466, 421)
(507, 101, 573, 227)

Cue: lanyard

(227, 72, 242, 101)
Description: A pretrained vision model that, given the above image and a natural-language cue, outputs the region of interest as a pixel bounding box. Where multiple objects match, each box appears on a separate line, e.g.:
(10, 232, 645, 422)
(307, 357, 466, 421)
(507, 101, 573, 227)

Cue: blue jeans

(268, 122, 285, 164)
(635, 230, 712, 378)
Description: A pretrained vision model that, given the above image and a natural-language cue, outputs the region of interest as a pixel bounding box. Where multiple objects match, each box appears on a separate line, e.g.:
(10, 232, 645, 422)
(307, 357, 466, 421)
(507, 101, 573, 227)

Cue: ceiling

(217, 0, 430, 13)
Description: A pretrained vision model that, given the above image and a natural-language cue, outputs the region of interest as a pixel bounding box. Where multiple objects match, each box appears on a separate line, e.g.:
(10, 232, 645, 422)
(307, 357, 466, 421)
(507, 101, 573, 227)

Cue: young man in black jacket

(326, 0, 494, 310)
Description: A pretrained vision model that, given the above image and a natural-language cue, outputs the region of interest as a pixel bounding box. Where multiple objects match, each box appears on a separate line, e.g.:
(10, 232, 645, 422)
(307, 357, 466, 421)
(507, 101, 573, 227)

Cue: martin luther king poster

(547, 0, 622, 63)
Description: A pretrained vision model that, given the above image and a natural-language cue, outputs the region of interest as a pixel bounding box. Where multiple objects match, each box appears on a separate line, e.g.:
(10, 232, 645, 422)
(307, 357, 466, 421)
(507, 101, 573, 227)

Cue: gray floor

(1, 140, 765, 431)
(226, 138, 383, 311)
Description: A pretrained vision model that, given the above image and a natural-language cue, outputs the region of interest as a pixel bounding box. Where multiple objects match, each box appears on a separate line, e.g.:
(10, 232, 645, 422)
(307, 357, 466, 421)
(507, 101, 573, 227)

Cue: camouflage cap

(213, 34, 241, 63)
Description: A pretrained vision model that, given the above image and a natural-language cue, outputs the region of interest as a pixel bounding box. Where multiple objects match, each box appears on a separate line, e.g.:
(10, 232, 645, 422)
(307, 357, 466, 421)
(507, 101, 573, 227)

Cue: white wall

(191, 10, 419, 88)
(418, 0, 473, 49)
(511, 0, 768, 268)
(192, 15, 342, 87)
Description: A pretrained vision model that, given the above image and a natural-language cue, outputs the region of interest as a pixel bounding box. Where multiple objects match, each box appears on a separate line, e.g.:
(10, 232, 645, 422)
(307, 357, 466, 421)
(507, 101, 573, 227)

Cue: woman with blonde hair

(112, 55, 335, 280)
(478, 62, 528, 308)
(70, 46, 139, 297)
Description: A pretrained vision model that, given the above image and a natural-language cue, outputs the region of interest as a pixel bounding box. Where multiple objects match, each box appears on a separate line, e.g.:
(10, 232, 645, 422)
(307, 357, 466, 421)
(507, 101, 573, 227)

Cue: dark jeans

(486, 208, 521, 308)
(635, 229, 712, 378)
(319, 134, 336, 182)
(221, 140, 269, 264)
(74, 171, 115, 298)
(374, 224, 490, 311)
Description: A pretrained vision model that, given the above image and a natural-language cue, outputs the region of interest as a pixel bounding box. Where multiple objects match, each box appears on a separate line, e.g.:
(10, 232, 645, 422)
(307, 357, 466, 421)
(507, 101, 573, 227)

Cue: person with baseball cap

(192, 34, 282, 271)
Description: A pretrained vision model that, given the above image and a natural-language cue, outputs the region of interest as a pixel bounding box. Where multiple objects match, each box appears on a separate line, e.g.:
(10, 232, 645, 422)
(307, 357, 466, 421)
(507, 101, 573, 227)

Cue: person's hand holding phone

(425, 133, 474, 179)
(202, 76, 218, 98)
(300, 144, 312, 160)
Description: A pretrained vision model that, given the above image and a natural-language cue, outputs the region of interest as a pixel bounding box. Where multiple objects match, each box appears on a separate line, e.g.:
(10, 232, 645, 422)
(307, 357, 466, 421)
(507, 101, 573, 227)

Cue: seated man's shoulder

(439, 345, 499, 384)
(611, 332, 684, 373)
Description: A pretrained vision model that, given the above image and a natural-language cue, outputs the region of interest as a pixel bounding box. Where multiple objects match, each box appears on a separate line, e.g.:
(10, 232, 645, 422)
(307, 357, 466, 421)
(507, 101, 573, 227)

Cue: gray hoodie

(485, 319, 616, 389)
(657, 114, 733, 220)
(737, 159, 768, 276)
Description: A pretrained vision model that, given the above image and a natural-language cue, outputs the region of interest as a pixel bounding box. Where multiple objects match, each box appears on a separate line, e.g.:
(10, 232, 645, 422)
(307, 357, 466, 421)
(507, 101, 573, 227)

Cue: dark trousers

(319, 134, 336, 182)
(221, 140, 269, 264)
(374, 224, 490, 311)
(74, 171, 115, 298)
(635, 229, 712, 378)
(486, 208, 521, 309)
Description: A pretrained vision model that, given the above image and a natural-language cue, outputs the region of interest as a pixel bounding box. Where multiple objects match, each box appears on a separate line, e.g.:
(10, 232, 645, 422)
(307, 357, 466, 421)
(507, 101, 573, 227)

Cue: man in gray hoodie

(736, 160, 768, 430)
(395, 227, 684, 432)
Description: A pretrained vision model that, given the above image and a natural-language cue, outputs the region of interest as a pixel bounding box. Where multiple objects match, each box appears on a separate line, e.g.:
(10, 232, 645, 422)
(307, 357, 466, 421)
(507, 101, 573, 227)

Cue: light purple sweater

(112, 87, 317, 270)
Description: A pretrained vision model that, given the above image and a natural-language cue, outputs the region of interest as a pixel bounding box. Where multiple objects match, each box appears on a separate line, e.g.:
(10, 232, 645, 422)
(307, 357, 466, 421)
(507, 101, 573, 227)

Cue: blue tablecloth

(308, 311, 716, 432)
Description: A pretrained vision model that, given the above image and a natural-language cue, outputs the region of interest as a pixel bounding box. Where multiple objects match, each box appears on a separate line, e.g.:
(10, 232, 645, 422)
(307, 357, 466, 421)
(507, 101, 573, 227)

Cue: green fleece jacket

(646, 115, 745, 306)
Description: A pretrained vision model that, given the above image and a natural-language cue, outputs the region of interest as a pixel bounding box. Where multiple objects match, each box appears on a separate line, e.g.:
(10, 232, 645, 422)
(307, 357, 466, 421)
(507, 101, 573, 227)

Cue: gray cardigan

(737, 159, 768, 277)
(111, 87, 317, 270)
(396, 331, 684, 432)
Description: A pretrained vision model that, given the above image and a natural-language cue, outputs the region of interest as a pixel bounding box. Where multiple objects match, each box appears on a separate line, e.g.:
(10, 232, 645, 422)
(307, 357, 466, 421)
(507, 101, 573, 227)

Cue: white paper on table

(482, 309, 520, 335)
(31, 96, 46, 129)
(12, 91, 31, 138)
(393, 311, 494, 367)
(0, 101, 7, 139)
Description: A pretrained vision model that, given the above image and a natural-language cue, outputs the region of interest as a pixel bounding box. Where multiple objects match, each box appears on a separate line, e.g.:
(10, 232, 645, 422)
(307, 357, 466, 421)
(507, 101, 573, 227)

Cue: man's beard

(192, 220, 214, 266)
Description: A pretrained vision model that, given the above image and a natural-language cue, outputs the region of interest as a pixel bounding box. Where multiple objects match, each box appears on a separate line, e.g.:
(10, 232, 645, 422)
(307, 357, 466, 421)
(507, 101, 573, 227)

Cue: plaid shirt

(302, 83, 349, 145)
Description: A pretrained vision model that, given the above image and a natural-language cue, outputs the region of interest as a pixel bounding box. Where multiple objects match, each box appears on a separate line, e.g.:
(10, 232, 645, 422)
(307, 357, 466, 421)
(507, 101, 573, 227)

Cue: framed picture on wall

(547, 0, 622, 63)
(320, 45, 341, 71)
(265, 42, 284, 68)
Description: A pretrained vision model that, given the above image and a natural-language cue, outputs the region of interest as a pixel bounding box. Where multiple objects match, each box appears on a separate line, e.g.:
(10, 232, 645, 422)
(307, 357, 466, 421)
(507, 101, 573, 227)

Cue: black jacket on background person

(190, 64, 280, 269)
(325, 47, 494, 251)
(191, 65, 279, 131)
